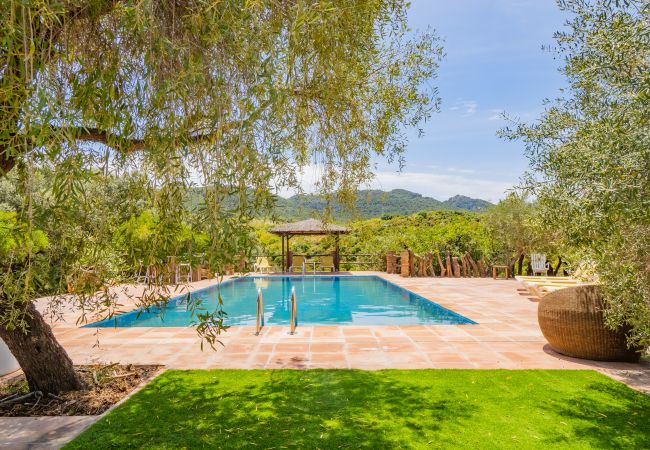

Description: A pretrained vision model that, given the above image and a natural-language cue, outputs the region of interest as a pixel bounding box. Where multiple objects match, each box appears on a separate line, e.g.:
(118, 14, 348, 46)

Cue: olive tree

(0, 1, 442, 393)
(483, 194, 540, 276)
(502, 0, 650, 348)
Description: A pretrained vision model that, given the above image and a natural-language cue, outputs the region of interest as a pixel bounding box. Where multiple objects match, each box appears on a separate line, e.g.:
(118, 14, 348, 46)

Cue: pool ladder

(255, 286, 298, 335)
(289, 286, 298, 335)
(255, 288, 265, 336)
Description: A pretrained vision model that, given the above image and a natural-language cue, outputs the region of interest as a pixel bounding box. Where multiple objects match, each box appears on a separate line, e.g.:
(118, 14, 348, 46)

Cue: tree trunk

(0, 301, 85, 394)
(517, 253, 525, 276)
(400, 250, 410, 277)
(478, 259, 487, 277)
(436, 252, 446, 277)
(460, 256, 467, 277)
(408, 250, 416, 277)
(417, 255, 426, 277)
(466, 252, 480, 277)
(386, 251, 397, 274)
(424, 253, 436, 277)
(451, 257, 461, 277)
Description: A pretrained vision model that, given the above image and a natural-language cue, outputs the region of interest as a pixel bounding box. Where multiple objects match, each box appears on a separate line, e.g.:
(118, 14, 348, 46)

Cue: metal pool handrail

(290, 286, 298, 334)
(255, 288, 264, 336)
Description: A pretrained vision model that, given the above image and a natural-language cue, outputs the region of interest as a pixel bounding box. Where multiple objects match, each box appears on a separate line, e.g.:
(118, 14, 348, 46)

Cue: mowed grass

(66, 369, 650, 449)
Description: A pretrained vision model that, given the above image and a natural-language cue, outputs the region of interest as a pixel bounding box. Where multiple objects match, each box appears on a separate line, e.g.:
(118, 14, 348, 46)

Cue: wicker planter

(538, 285, 641, 362)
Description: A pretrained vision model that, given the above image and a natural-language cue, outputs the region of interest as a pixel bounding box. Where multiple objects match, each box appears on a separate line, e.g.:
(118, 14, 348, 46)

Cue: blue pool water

(87, 276, 475, 327)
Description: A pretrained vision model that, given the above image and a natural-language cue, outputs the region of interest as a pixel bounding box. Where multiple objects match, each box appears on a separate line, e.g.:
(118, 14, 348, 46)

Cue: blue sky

(366, 0, 569, 202)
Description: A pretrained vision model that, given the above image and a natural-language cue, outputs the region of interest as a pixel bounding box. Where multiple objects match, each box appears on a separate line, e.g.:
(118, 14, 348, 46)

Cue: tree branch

(0, 115, 255, 176)
(59, 125, 230, 153)
(66, 127, 145, 152)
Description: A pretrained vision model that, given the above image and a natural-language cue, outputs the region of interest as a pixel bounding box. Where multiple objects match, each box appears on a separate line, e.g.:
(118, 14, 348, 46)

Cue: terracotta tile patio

(31, 272, 649, 391)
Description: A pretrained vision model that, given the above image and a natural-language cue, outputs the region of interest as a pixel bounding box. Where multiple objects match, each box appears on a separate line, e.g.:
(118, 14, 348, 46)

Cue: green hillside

(274, 189, 492, 220)
(184, 188, 492, 220)
(443, 195, 492, 212)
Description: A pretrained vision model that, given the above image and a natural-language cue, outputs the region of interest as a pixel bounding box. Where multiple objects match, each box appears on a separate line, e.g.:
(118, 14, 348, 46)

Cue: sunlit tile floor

(37, 273, 649, 392)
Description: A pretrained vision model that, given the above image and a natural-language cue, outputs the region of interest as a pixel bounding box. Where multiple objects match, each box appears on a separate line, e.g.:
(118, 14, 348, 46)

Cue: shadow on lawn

(89, 370, 475, 448)
(540, 379, 650, 448)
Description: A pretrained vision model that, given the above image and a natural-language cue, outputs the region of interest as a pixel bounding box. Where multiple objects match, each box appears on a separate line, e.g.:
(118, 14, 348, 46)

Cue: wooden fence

(386, 250, 490, 278)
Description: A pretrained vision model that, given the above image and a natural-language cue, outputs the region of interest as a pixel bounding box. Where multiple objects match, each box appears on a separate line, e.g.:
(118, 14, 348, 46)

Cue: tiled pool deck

(4, 273, 647, 449)
(33, 272, 648, 390)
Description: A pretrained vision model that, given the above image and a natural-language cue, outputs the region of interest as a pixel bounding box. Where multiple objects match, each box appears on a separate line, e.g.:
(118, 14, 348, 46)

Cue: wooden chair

(318, 255, 335, 272)
(290, 255, 305, 273)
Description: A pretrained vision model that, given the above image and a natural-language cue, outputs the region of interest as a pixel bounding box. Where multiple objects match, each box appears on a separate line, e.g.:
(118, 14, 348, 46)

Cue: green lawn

(66, 369, 650, 449)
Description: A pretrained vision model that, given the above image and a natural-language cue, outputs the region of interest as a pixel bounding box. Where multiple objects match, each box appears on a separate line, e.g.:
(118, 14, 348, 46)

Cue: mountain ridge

(273, 189, 492, 220)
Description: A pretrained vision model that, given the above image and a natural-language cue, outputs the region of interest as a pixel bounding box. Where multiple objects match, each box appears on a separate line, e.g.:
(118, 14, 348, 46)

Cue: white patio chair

(176, 262, 192, 283)
(253, 257, 272, 273)
(530, 253, 550, 276)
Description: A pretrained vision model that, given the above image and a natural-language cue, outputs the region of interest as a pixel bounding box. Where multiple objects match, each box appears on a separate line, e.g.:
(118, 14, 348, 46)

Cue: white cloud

(449, 99, 478, 116)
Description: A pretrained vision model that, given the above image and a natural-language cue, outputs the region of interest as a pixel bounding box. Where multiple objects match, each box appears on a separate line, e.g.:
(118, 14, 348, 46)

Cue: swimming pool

(87, 276, 475, 327)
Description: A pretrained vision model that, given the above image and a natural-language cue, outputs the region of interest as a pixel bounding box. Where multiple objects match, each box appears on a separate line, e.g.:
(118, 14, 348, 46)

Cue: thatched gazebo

(269, 219, 350, 272)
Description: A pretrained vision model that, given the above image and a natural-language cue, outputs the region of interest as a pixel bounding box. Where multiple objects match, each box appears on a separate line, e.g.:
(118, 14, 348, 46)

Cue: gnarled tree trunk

(0, 301, 85, 394)
(517, 253, 525, 276)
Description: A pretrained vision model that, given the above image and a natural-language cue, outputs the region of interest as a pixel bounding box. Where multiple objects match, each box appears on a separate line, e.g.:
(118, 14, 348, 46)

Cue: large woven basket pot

(538, 285, 641, 362)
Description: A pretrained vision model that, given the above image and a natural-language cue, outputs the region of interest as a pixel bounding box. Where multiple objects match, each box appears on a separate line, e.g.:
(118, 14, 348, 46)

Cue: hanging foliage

(0, 1, 442, 393)
(502, 0, 650, 348)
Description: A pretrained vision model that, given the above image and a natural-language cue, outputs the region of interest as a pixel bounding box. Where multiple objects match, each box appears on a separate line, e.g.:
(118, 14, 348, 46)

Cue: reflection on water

(88, 276, 475, 327)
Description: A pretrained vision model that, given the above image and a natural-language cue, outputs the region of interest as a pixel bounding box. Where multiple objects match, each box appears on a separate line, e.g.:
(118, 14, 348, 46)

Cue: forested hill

(442, 195, 492, 212)
(273, 190, 492, 220)
(184, 188, 492, 220)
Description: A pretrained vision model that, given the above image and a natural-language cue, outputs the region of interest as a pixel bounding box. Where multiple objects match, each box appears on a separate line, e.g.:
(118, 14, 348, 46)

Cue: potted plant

(538, 285, 642, 362)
